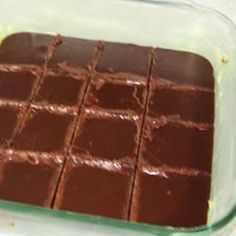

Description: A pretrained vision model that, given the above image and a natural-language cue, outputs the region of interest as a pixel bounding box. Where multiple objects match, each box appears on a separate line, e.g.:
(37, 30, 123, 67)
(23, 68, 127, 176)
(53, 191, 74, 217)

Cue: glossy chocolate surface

(86, 77, 145, 112)
(35, 74, 85, 106)
(96, 42, 151, 77)
(48, 37, 98, 68)
(55, 157, 133, 219)
(131, 168, 210, 227)
(0, 32, 215, 227)
(141, 121, 213, 172)
(152, 48, 214, 89)
(0, 33, 52, 65)
(0, 70, 36, 101)
(72, 111, 139, 160)
(0, 106, 18, 145)
(0, 151, 62, 207)
(129, 47, 215, 227)
(14, 109, 75, 152)
(148, 87, 214, 123)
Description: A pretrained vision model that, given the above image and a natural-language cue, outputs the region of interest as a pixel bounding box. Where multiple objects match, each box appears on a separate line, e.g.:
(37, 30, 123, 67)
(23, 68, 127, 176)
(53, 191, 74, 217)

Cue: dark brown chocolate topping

(0, 106, 18, 145)
(152, 48, 214, 89)
(96, 42, 151, 77)
(0, 32, 214, 228)
(72, 111, 139, 160)
(35, 74, 85, 106)
(14, 109, 75, 152)
(0, 70, 36, 101)
(130, 168, 210, 227)
(148, 87, 214, 123)
(0, 150, 63, 207)
(141, 122, 213, 172)
(86, 77, 145, 113)
(48, 36, 98, 69)
(55, 156, 133, 219)
(0, 33, 52, 65)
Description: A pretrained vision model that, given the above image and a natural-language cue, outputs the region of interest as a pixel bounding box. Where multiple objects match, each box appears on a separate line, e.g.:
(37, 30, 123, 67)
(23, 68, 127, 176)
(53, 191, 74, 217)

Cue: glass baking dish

(0, 0, 235, 235)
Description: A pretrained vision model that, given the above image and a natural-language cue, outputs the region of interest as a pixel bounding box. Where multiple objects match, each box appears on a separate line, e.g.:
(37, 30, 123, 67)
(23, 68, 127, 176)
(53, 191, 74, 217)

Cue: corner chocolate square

(0, 33, 53, 65)
(152, 48, 214, 89)
(86, 77, 146, 112)
(130, 167, 210, 227)
(48, 37, 98, 69)
(148, 87, 214, 123)
(14, 108, 75, 153)
(35, 73, 86, 106)
(72, 110, 140, 160)
(96, 42, 151, 77)
(0, 70, 36, 101)
(141, 121, 213, 172)
(54, 156, 133, 219)
(0, 150, 63, 207)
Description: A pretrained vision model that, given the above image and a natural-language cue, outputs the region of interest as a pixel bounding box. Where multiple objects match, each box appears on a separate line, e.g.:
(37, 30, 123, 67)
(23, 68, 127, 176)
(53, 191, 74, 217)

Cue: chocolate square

(49, 37, 98, 68)
(72, 112, 139, 160)
(54, 157, 133, 219)
(130, 168, 210, 227)
(86, 77, 145, 112)
(152, 48, 214, 89)
(14, 109, 75, 152)
(96, 42, 151, 77)
(0, 150, 63, 207)
(0, 33, 53, 65)
(148, 88, 214, 123)
(141, 122, 213, 172)
(0, 106, 18, 145)
(0, 71, 36, 101)
(35, 74, 85, 106)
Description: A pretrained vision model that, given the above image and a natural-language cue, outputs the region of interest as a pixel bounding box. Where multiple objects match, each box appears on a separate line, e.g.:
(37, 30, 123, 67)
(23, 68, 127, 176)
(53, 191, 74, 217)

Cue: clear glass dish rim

(0, 0, 235, 234)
